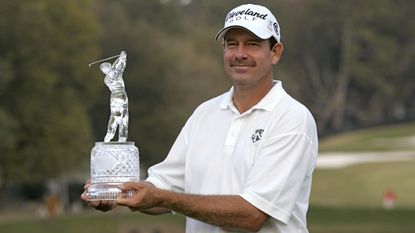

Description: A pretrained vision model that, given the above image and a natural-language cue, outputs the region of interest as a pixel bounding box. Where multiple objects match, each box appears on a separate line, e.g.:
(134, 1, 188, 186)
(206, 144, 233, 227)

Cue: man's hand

(117, 182, 162, 210)
(115, 181, 267, 231)
(80, 179, 117, 212)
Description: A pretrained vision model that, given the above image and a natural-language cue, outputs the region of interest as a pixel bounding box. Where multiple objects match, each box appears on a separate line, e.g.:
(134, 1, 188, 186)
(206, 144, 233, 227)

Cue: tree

(279, 0, 415, 133)
(0, 0, 100, 184)
(91, 0, 227, 166)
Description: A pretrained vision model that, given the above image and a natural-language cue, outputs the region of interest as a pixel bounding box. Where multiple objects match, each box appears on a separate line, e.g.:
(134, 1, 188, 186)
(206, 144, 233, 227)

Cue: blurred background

(0, 0, 414, 232)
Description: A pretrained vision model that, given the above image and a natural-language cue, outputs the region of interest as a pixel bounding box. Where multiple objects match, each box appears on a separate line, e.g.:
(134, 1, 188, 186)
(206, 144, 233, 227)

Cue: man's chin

(230, 78, 252, 86)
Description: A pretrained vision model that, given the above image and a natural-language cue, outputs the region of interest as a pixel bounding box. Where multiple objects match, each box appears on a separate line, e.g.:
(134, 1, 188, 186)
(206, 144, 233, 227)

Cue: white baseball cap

(215, 4, 281, 42)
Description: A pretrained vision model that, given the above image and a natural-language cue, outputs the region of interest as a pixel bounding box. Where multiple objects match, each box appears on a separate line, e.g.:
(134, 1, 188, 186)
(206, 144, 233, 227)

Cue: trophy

(86, 51, 140, 200)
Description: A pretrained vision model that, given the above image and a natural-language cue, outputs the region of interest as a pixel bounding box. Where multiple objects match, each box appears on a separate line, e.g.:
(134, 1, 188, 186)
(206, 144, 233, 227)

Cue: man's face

(223, 28, 282, 87)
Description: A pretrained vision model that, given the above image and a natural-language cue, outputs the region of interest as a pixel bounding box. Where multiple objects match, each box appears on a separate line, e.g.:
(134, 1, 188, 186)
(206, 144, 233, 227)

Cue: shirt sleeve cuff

(145, 176, 172, 191)
(240, 191, 291, 224)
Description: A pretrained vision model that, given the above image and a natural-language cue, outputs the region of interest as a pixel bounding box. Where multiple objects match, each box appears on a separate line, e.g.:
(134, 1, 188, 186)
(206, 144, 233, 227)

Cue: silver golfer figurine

(86, 51, 139, 200)
(100, 51, 128, 142)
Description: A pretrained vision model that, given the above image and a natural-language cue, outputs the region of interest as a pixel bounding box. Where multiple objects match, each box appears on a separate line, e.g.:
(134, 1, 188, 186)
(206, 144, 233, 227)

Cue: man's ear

(271, 43, 284, 65)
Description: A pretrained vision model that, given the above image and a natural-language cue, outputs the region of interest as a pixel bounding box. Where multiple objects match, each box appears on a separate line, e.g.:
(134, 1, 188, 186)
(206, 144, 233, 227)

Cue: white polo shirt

(146, 80, 318, 233)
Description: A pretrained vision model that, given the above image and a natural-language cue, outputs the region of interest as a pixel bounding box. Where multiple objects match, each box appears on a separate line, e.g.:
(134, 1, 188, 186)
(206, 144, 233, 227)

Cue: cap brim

(215, 25, 273, 41)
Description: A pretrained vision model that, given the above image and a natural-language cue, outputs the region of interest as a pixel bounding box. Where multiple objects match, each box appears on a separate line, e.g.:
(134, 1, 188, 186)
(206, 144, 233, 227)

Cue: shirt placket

(223, 116, 244, 155)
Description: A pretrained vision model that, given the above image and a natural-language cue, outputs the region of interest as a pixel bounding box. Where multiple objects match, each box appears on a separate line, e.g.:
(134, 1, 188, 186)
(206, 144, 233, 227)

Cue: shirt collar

(219, 80, 287, 112)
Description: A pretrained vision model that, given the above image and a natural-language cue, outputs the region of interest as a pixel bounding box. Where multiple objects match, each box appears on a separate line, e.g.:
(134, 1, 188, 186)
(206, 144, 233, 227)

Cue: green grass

(319, 121, 415, 152)
(308, 206, 415, 233)
(313, 121, 415, 208)
(311, 161, 415, 208)
(0, 210, 186, 233)
(2, 122, 415, 233)
(1, 207, 415, 233)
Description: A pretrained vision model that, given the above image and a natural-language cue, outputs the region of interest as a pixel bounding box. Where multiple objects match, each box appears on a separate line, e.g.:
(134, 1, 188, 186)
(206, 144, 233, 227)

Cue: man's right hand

(80, 179, 117, 212)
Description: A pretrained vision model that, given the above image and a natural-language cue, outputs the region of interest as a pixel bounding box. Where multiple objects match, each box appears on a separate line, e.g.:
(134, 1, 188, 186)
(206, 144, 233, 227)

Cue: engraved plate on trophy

(86, 51, 140, 200)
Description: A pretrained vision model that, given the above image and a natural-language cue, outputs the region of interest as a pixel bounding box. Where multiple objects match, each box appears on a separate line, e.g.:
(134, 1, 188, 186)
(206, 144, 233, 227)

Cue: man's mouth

(230, 62, 255, 67)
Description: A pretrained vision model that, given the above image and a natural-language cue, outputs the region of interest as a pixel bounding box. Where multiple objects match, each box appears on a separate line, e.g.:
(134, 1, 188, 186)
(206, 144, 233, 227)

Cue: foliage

(0, 0, 415, 186)
(0, 0, 100, 184)
(91, 0, 228, 165)
(278, 0, 415, 133)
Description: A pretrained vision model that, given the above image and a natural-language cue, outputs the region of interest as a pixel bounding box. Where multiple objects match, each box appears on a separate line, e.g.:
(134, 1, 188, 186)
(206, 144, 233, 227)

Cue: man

(82, 3, 318, 233)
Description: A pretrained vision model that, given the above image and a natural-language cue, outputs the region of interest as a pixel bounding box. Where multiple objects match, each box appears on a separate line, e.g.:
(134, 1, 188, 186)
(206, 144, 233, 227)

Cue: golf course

(1, 122, 414, 233)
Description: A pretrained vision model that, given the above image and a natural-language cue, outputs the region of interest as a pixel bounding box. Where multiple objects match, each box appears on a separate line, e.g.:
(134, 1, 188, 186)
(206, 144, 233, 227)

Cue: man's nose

(235, 45, 248, 60)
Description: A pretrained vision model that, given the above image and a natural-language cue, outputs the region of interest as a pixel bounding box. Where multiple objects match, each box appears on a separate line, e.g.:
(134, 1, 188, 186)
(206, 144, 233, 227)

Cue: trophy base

(86, 183, 135, 201)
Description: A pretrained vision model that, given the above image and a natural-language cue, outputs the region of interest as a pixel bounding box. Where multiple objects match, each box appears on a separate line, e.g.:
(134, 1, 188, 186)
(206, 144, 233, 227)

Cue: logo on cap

(215, 4, 281, 42)
(226, 8, 268, 23)
(273, 22, 279, 36)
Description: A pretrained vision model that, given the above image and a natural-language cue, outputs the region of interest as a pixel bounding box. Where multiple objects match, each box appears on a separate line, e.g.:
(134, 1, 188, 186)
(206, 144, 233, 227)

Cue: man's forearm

(138, 207, 171, 215)
(117, 182, 268, 231)
(156, 189, 268, 232)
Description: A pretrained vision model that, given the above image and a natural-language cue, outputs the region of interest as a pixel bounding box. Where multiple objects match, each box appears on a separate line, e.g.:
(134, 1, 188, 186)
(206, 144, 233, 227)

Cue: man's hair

(222, 33, 278, 50)
(269, 37, 278, 50)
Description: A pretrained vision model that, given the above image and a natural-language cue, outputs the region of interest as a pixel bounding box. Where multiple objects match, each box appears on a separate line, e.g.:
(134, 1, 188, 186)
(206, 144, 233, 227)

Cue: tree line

(0, 0, 414, 185)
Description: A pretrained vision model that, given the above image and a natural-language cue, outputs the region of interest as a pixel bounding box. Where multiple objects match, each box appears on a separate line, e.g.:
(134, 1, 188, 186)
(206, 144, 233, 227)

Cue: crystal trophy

(86, 51, 139, 200)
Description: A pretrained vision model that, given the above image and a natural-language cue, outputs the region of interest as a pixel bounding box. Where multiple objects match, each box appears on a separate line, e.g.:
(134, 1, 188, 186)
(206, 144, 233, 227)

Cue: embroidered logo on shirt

(251, 129, 264, 143)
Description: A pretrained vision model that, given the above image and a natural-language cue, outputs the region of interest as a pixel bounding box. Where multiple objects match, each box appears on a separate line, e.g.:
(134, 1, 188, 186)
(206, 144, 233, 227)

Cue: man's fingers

(117, 196, 132, 207)
(117, 188, 135, 205)
(80, 179, 116, 212)
(118, 182, 137, 191)
(81, 180, 91, 201)
(90, 200, 117, 212)
(83, 179, 91, 190)
(117, 182, 138, 202)
(117, 182, 155, 209)
(80, 191, 89, 201)
(117, 189, 138, 207)
(86, 200, 101, 208)
(98, 200, 117, 212)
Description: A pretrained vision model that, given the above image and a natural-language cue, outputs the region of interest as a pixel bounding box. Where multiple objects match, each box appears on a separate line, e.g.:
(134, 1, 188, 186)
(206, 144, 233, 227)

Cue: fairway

(313, 122, 415, 208)
(308, 206, 415, 233)
(319, 122, 415, 152)
(0, 210, 186, 233)
(1, 122, 414, 232)
(1, 207, 415, 233)
(311, 160, 415, 208)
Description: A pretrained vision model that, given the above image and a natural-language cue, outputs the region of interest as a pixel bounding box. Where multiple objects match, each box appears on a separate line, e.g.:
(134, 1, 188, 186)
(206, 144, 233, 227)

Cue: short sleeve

(145, 116, 193, 193)
(240, 131, 317, 224)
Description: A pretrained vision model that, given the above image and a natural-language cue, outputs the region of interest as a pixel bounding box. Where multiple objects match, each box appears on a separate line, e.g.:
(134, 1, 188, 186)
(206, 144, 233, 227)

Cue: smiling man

(83, 3, 318, 233)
